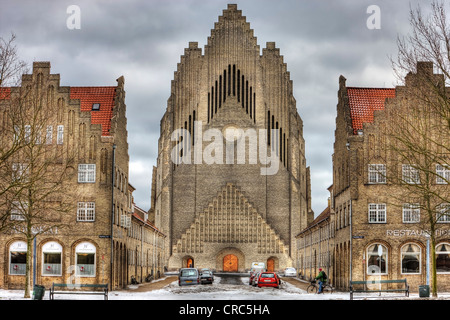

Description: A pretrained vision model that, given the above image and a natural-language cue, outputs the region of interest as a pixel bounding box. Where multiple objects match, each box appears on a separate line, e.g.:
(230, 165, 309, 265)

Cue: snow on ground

(0, 276, 448, 300)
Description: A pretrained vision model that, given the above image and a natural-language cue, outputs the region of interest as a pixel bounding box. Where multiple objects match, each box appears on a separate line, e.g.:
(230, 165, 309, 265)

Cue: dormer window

(92, 103, 100, 111)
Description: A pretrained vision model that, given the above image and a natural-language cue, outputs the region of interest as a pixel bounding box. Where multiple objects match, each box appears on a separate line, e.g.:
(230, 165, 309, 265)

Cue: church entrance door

(223, 254, 238, 272)
(267, 258, 275, 272)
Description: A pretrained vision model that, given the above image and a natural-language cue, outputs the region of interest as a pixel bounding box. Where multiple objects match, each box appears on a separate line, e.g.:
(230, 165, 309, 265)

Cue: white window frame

(402, 203, 420, 223)
(75, 242, 96, 277)
(10, 201, 26, 221)
(368, 164, 386, 184)
(401, 243, 421, 275)
(437, 203, 450, 223)
(78, 164, 96, 183)
(367, 243, 388, 275)
(436, 243, 450, 274)
(436, 164, 450, 185)
(57, 125, 64, 145)
(46, 125, 53, 144)
(368, 203, 386, 223)
(9, 241, 27, 275)
(24, 125, 31, 143)
(12, 163, 29, 182)
(77, 202, 95, 222)
(402, 164, 420, 184)
(42, 241, 62, 276)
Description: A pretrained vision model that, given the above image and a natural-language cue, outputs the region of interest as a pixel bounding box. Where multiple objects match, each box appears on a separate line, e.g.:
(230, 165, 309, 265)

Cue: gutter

(110, 144, 116, 290)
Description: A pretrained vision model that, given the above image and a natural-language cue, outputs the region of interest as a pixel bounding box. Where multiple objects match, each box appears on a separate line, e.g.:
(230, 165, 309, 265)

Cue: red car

(257, 272, 281, 288)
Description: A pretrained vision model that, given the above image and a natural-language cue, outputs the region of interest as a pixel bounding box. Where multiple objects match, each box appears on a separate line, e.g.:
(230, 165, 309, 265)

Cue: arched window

(367, 243, 387, 275)
(42, 241, 62, 276)
(75, 242, 96, 277)
(436, 243, 450, 273)
(401, 243, 421, 274)
(9, 241, 27, 275)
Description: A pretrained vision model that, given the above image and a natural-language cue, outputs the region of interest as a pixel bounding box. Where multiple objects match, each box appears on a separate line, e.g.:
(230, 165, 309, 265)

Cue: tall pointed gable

(205, 4, 260, 61)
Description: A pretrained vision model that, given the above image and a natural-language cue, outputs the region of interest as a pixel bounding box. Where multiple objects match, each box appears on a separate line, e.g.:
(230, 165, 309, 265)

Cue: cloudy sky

(1, 0, 426, 216)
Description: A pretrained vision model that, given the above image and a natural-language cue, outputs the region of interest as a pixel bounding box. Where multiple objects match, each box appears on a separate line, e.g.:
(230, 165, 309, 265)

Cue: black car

(200, 269, 214, 284)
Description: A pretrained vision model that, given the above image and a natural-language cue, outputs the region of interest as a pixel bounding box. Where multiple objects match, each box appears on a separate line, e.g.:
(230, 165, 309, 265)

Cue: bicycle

(306, 280, 334, 294)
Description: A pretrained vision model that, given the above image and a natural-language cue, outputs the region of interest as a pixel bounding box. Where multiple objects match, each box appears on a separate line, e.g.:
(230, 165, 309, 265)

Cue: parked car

(178, 268, 200, 286)
(200, 269, 214, 284)
(249, 271, 257, 285)
(257, 272, 281, 288)
(284, 267, 297, 277)
(251, 272, 261, 286)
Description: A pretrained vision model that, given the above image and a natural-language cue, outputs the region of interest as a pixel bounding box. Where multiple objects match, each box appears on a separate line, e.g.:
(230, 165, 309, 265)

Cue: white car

(284, 267, 297, 277)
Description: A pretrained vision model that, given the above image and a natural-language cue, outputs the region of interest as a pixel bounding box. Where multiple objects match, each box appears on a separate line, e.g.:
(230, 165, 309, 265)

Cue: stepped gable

(347, 87, 395, 134)
(70, 86, 116, 136)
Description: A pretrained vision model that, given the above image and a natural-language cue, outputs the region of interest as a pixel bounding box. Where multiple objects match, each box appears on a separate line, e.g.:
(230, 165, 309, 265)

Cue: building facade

(295, 197, 334, 283)
(331, 62, 450, 292)
(126, 202, 166, 284)
(0, 62, 165, 291)
(152, 4, 313, 272)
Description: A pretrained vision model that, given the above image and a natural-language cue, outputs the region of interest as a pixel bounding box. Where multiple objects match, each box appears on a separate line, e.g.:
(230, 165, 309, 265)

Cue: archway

(223, 254, 238, 272)
(182, 256, 194, 268)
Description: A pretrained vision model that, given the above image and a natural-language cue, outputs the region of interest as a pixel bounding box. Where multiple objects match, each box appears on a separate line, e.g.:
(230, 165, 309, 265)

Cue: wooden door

(223, 254, 238, 272)
(267, 258, 274, 272)
(186, 258, 193, 268)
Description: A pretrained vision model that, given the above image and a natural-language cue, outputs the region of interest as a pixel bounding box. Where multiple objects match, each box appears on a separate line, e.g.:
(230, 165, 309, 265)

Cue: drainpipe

(110, 144, 116, 290)
(349, 199, 352, 287)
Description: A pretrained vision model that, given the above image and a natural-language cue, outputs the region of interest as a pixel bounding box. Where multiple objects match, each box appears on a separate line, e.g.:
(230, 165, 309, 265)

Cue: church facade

(152, 4, 313, 272)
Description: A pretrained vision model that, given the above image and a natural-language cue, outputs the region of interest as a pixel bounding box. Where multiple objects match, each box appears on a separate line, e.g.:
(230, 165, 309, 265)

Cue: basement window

(92, 103, 100, 111)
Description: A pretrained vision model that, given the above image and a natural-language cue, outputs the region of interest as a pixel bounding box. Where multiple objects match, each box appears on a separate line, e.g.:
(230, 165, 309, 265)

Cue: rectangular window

(368, 164, 386, 184)
(368, 203, 386, 223)
(43, 253, 62, 276)
(10, 201, 26, 221)
(436, 164, 450, 184)
(76, 253, 95, 276)
(402, 164, 420, 184)
(46, 125, 53, 144)
(437, 203, 450, 223)
(77, 202, 95, 222)
(24, 125, 31, 143)
(57, 125, 64, 145)
(403, 203, 420, 223)
(12, 163, 29, 182)
(10, 251, 26, 275)
(78, 164, 96, 183)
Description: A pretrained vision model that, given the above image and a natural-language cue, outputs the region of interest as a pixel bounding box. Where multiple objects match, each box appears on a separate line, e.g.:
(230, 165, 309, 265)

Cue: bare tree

(1, 81, 77, 298)
(390, 0, 450, 297)
(393, 1, 450, 129)
(0, 33, 29, 233)
(0, 33, 28, 87)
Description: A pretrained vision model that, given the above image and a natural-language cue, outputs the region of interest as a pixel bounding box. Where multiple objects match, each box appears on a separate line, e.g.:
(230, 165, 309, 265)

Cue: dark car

(257, 272, 280, 288)
(200, 269, 214, 284)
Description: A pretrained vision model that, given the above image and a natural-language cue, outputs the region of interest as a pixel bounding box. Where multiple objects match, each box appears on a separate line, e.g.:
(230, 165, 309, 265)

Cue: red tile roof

(70, 87, 116, 136)
(0, 87, 11, 100)
(347, 87, 395, 134)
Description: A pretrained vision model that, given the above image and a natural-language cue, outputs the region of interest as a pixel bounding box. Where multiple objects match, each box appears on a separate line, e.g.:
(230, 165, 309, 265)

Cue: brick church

(151, 4, 313, 272)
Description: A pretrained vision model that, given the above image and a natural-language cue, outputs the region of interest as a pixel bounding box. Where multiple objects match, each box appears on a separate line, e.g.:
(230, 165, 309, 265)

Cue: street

(1, 273, 446, 300)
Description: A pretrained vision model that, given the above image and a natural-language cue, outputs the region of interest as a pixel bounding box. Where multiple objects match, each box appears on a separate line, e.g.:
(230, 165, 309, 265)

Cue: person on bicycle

(315, 268, 327, 293)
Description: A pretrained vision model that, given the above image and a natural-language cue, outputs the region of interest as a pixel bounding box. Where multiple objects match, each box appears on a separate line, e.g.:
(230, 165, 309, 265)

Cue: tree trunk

(24, 236, 32, 298)
(431, 239, 437, 297)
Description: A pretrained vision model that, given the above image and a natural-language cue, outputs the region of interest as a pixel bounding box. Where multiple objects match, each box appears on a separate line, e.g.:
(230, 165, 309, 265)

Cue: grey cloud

(0, 0, 420, 215)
